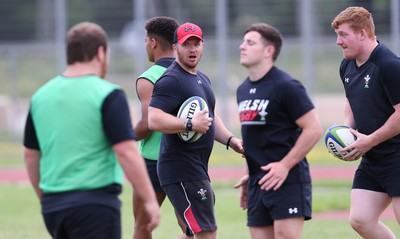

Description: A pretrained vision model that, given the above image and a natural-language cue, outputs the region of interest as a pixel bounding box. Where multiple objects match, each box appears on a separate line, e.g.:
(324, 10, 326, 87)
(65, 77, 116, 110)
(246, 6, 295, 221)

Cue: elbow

(147, 114, 157, 131)
(24, 148, 40, 164)
(147, 107, 157, 131)
(148, 121, 156, 131)
(316, 127, 324, 140)
(313, 125, 324, 142)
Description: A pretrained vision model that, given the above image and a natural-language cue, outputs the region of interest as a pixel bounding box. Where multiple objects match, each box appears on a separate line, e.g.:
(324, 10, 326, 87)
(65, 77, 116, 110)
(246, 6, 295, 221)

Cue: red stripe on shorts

(184, 206, 201, 234)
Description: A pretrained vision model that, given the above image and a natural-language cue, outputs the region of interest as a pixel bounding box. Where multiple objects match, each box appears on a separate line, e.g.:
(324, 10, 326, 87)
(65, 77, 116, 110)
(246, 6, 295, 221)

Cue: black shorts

(43, 204, 121, 239)
(144, 158, 163, 192)
(353, 155, 400, 196)
(247, 180, 312, 227)
(163, 180, 216, 234)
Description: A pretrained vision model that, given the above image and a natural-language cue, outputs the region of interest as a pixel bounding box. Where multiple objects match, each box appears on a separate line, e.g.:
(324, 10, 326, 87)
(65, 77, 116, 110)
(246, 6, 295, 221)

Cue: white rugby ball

(177, 96, 208, 142)
(324, 124, 356, 161)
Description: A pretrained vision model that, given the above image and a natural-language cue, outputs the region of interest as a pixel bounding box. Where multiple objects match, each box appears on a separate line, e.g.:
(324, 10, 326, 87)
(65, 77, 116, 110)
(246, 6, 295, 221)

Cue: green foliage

(68, 0, 133, 36)
(0, 0, 36, 40)
(3, 1, 392, 41)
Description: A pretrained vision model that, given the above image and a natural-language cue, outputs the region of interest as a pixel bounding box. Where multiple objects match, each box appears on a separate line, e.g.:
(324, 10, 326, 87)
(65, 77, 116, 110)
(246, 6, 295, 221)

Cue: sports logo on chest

(344, 73, 373, 90)
(364, 74, 370, 88)
(238, 99, 269, 124)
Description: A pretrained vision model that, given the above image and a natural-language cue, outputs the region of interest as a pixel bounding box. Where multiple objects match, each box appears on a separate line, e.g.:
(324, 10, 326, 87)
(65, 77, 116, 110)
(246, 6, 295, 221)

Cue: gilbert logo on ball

(324, 124, 356, 160)
(177, 96, 208, 142)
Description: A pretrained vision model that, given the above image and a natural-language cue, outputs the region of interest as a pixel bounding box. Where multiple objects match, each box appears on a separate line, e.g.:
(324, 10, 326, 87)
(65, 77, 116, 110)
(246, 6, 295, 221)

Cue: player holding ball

(332, 6, 400, 238)
(148, 22, 244, 239)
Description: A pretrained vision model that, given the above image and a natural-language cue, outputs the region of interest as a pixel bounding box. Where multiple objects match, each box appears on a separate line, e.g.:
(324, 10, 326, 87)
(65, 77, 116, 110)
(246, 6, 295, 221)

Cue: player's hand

(229, 137, 245, 154)
(342, 129, 373, 161)
(259, 162, 289, 191)
(191, 109, 213, 134)
(233, 174, 249, 210)
(142, 201, 161, 232)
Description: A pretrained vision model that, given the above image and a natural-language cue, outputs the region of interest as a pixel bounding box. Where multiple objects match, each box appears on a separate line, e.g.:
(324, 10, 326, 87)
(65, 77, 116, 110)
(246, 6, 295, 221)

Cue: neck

(356, 40, 379, 66)
(63, 61, 100, 78)
(153, 50, 174, 62)
(176, 60, 197, 74)
(248, 61, 273, 82)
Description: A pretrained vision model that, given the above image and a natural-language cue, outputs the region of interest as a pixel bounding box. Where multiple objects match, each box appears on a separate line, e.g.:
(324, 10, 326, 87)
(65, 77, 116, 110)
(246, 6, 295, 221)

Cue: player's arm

(368, 103, 400, 144)
(343, 102, 400, 160)
(112, 140, 159, 231)
(259, 109, 322, 191)
(134, 78, 154, 140)
(24, 148, 42, 199)
(233, 166, 249, 210)
(284, 109, 323, 168)
(148, 106, 211, 134)
(344, 99, 356, 128)
(213, 113, 244, 154)
(103, 90, 160, 231)
(23, 110, 42, 199)
(148, 106, 187, 134)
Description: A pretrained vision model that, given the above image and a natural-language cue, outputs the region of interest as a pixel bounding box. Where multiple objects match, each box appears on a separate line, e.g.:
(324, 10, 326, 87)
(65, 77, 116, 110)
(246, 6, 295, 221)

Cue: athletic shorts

(163, 180, 217, 235)
(353, 155, 400, 196)
(144, 158, 163, 192)
(247, 180, 312, 227)
(43, 204, 121, 239)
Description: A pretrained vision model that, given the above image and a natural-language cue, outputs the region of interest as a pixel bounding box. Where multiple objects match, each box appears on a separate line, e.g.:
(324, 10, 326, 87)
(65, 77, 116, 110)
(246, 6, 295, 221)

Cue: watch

(185, 119, 193, 132)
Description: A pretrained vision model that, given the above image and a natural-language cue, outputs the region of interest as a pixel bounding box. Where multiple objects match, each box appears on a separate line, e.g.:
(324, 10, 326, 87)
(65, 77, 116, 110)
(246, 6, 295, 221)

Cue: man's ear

(264, 45, 275, 59)
(359, 29, 367, 40)
(97, 46, 106, 61)
(150, 37, 157, 49)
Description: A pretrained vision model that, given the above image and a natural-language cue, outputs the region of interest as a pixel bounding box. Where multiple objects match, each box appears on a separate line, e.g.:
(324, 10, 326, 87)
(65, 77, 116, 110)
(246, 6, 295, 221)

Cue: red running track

(0, 165, 357, 184)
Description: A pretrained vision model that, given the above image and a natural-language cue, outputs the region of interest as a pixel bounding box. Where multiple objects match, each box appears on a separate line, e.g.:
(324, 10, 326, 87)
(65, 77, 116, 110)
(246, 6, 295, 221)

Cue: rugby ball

(324, 124, 356, 161)
(177, 96, 209, 142)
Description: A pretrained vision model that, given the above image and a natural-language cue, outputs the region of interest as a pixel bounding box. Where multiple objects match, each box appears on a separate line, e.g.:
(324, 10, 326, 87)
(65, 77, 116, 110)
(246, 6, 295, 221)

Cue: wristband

(226, 136, 234, 150)
(185, 119, 193, 132)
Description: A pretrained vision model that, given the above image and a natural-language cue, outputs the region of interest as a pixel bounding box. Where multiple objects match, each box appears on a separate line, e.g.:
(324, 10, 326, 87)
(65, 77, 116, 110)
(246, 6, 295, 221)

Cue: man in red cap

(132, 17, 192, 239)
(148, 22, 244, 239)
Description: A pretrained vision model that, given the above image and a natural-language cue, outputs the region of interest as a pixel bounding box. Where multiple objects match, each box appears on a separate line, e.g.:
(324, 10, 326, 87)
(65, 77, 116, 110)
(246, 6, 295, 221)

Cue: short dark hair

(245, 23, 282, 61)
(145, 16, 179, 50)
(66, 22, 107, 65)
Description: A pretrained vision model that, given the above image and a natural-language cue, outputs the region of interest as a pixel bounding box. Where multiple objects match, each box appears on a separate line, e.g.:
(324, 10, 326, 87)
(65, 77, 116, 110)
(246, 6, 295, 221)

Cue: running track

(0, 165, 357, 183)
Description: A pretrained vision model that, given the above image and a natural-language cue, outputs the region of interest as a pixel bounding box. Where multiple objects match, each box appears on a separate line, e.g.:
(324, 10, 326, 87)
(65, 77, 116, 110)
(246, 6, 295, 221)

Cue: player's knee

(349, 214, 370, 232)
(133, 223, 152, 239)
(133, 215, 152, 237)
(194, 230, 216, 239)
(275, 228, 298, 239)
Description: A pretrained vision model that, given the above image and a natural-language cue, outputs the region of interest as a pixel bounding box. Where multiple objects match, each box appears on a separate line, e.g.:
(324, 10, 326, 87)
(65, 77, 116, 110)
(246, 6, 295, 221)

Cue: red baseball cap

(175, 22, 203, 44)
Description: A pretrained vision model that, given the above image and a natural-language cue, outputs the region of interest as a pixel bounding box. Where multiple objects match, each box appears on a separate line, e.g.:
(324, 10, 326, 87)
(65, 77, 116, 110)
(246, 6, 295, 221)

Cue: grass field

(1, 141, 399, 238)
(0, 183, 399, 239)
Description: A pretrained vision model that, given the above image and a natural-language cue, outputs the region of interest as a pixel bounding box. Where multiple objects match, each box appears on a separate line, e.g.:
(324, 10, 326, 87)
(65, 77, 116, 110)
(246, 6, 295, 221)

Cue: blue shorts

(43, 204, 121, 239)
(247, 180, 312, 227)
(144, 158, 163, 192)
(353, 155, 400, 196)
(163, 180, 216, 234)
